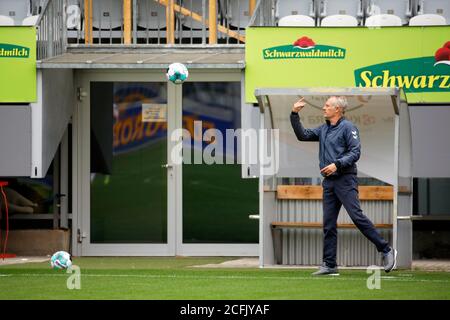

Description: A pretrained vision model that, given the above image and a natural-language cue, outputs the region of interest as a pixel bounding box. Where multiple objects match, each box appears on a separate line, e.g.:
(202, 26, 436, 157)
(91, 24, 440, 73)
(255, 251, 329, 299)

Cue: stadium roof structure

(37, 46, 245, 69)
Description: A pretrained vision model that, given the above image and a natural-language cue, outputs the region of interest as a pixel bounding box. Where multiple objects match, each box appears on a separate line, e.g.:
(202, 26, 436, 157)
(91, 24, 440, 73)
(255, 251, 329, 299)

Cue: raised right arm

(290, 112, 320, 141)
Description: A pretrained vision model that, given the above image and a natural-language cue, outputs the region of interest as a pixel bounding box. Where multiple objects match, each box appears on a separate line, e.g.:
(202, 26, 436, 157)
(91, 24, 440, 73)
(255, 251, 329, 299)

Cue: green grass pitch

(1, 257, 449, 300)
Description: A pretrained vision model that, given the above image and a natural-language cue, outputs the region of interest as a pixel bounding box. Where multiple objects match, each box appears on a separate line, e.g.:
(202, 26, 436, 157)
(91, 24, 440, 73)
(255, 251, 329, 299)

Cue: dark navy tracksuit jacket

(290, 112, 389, 267)
(290, 112, 359, 176)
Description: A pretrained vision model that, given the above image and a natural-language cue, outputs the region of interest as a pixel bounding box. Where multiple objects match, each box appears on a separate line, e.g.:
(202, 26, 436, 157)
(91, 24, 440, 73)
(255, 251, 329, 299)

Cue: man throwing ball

(290, 96, 397, 275)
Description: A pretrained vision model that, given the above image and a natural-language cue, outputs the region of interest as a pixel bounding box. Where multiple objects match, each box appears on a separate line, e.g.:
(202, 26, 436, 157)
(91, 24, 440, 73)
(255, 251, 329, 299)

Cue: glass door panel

(90, 82, 168, 243)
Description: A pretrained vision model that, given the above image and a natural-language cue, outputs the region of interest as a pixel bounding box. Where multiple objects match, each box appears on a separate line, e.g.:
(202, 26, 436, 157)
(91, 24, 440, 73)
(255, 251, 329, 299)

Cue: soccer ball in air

(166, 62, 189, 84)
(50, 251, 72, 270)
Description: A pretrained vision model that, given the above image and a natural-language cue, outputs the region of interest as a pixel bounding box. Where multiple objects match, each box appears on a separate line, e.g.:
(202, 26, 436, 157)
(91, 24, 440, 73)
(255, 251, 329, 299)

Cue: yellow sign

(245, 27, 450, 104)
(0, 27, 36, 102)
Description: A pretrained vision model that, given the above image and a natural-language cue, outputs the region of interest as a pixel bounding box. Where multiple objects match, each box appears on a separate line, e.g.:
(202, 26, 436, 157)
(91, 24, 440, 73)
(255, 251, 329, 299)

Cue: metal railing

(32, 0, 256, 60)
(248, 0, 276, 27)
(36, 0, 67, 60)
(69, 0, 249, 45)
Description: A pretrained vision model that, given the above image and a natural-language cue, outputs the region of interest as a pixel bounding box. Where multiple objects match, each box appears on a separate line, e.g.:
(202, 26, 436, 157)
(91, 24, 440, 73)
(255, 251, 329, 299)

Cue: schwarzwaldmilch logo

(434, 41, 450, 66)
(263, 36, 346, 60)
(354, 41, 450, 93)
(0, 43, 30, 58)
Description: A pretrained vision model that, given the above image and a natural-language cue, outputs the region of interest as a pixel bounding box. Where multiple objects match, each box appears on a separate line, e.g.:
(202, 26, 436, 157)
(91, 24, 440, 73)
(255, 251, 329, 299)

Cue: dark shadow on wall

(413, 221, 450, 259)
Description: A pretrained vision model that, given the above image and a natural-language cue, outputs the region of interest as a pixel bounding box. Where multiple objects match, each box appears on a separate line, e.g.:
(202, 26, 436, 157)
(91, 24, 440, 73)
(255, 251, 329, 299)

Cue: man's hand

(292, 97, 306, 113)
(321, 163, 337, 176)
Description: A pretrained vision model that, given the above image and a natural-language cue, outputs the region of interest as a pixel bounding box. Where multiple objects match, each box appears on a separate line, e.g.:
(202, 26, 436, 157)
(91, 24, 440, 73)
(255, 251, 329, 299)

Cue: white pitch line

(1, 273, 450, 284)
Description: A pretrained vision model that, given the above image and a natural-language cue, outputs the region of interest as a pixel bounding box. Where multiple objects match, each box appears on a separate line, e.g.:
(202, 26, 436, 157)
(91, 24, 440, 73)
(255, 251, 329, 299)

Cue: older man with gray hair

(290, 96, 396, 276)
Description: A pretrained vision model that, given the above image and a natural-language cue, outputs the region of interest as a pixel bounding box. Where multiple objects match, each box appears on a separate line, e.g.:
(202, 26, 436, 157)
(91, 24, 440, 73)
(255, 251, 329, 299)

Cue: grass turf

(1, 257, 449, 300)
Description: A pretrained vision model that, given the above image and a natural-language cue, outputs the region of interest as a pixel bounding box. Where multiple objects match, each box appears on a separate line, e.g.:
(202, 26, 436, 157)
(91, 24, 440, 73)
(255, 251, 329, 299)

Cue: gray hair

(329, 96, 348, 114)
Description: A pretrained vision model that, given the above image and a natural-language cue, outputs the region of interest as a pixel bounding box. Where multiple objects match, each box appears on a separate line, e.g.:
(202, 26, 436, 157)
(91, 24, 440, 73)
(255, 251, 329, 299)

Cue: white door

(74, 72, 177, 255)
(72, 71, 258, 256)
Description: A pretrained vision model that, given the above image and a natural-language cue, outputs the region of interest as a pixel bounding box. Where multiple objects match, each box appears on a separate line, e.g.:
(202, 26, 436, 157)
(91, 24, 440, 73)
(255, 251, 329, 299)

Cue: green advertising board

(245, 26, 450, 104)
(0, 27, 36, 102)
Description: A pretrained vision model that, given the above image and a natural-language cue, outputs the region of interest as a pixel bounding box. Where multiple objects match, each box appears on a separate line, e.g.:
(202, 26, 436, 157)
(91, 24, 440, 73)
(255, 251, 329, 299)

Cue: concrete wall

(7, 229, 70, 256)
(41, 69, 75, 177)
(0, 105, 31, 176)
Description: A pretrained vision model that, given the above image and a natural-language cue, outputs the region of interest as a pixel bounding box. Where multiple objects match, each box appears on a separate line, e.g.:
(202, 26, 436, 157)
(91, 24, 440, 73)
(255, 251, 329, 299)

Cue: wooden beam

(123, 0, 132, 44)
(277, 185, 323, 200)
(276, 185, 394, 201)
(154, 0, 245, 43)
(166, 0, 175, 44)
(398, 185, 412, 194)
(84, 0, 92, 44)
(358, 186, 394, 201)
(249, 0, 256, 17)
(208, 0, 217, 44)
(89, 0, 93, 44)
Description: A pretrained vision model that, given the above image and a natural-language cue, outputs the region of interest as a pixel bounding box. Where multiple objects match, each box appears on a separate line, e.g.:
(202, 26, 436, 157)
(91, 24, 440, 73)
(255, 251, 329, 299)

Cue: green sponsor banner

(354, 57, 449, 93)
(245, 27, 450, 104)
(0, 27, 36, 102)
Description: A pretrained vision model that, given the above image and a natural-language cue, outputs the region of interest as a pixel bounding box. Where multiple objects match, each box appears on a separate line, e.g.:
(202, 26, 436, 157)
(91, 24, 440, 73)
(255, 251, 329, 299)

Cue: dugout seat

(318, 0, 363, 25)
(320, 14, 359, 26)
(227, 0, 251, 29)
(409, 13, 447, 25)
(137, 0, 167, 30)
(22, 15, 39, 26)
(278, 15, 315, 27)
(366, 0, 413, 25)
(181, 0, 210, 30)
(92, 0, 123, 30)
(276, 0, 316, 26)
(0, 0, 30, 25)
(416, 0, 450, 24)
(365, 13, 403, 26)
(0, 15, 15, 26)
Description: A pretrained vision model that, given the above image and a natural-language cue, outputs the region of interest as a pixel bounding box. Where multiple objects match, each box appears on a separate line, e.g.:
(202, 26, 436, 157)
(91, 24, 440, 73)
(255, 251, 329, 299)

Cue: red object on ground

(0, 180, 15, 260)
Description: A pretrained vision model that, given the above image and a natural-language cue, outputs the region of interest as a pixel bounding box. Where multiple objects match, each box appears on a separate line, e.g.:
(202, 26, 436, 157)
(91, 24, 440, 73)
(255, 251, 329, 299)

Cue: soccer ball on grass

(50, 251, 72, 270)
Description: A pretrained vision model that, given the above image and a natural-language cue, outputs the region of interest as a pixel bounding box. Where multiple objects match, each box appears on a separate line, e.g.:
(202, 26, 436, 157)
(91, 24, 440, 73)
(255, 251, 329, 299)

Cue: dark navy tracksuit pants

(322, 173, 390, 268)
